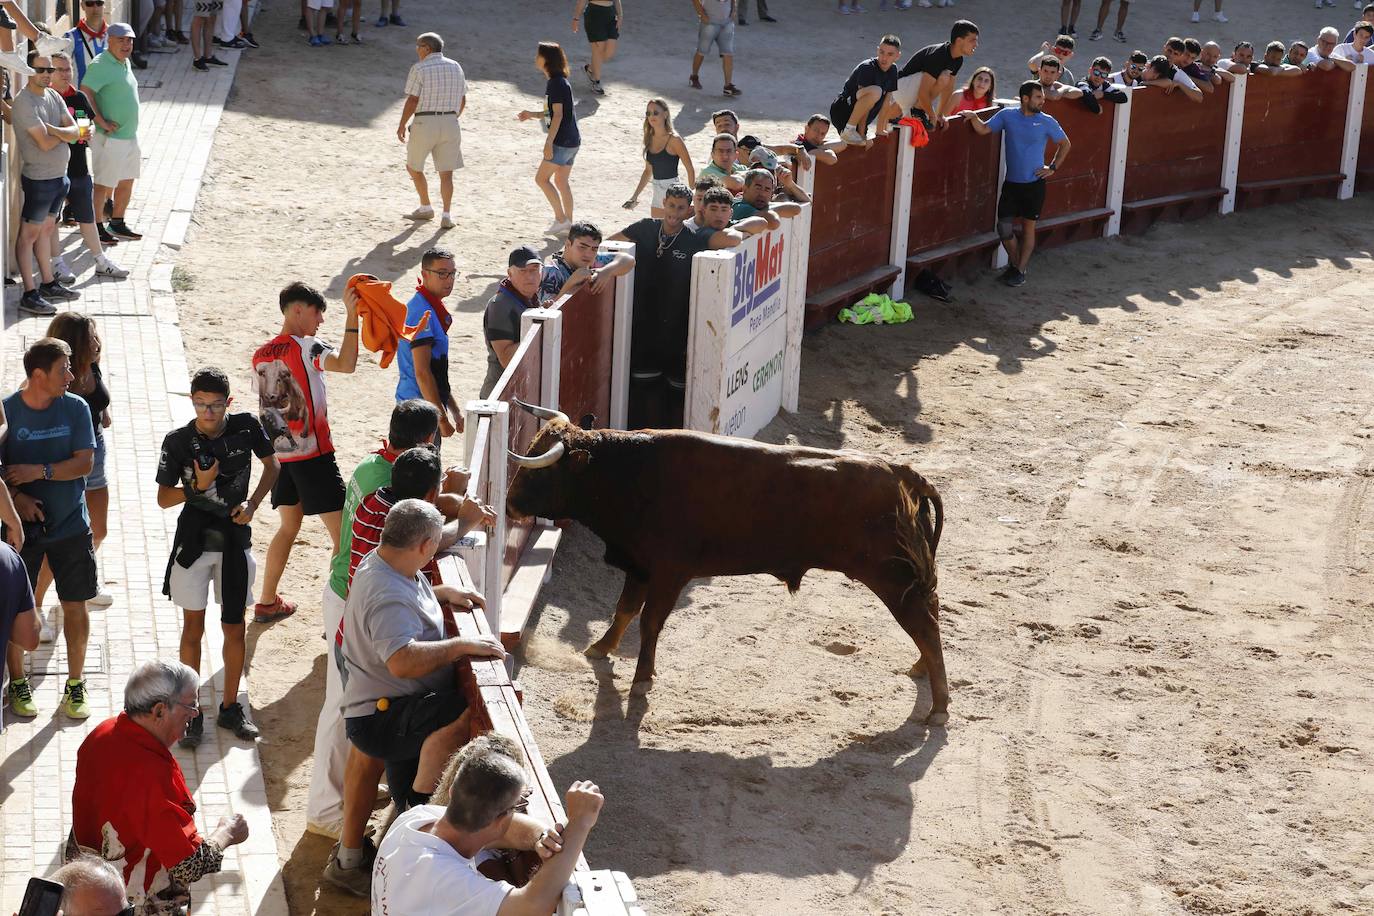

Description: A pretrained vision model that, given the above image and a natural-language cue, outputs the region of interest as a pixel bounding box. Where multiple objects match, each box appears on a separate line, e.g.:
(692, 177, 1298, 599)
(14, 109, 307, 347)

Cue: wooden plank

(806, 133, 899, 296)
(1123, 83, 1230, 203)
(1121, 188, 1226, 211)
(907, 108, 1002, 255)
(1039, 99, 1114, 220)
(908, 230, 1000, 264)
(499, 522, 564, 644)
(1237, 173, 1344, 193)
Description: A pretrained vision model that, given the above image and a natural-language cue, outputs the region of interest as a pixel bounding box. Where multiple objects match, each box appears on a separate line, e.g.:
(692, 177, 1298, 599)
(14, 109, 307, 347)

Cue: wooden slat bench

(1120, 188, 1226, 235)
(1236, 173, 1344, 210)
(906, 230, 1001, 281)
(803, 264, 902, 330)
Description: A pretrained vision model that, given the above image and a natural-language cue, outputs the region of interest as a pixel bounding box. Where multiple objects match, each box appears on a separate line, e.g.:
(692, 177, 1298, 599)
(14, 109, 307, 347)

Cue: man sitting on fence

(831, 33, 901, 147)
(960, 80, 1071, 289)
(890, 19, 980, 131)
(325, 498, 503, 897)
(1141, 55, 1203, 103)
(1255, 39, 1304, 75)
(538, 221, 635, 304)
(1076, 56, 1128, 114)
(1111, 49, 1149, 87)
(1028, 35, 1077, 85)
(1333, 23, 1374, 66)
(1307, 28, 1348, 71)
(1035, 56, 1084, 101)
(481, 247, 545, 398)
(372, 732, 605, 915)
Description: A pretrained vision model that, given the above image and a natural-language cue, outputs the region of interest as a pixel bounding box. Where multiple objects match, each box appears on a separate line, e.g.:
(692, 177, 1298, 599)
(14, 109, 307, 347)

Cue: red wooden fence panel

(907, 108, 1001, 255)
(1039, 96, 1113, 221)
(1237, 68, 1349, 208)
(552, 283, 614, 429)
(805, 132, 898, 297)
(1358, 71, 1374, 191)
(1123, 82, 1229, 203)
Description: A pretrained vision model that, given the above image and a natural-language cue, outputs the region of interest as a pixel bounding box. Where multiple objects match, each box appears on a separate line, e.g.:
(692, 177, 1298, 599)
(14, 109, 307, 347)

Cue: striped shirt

(346, 487, 441, 591)
(404, 54, 467, 113)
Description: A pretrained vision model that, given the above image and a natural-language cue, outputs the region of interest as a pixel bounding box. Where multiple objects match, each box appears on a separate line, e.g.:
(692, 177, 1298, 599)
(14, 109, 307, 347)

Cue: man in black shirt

(891, 20, 980, 131)
(156, 367, 279, 747)
(609, 182, 756, 427)
(831, 34, 901, 147)
(480, 246, 543, 398)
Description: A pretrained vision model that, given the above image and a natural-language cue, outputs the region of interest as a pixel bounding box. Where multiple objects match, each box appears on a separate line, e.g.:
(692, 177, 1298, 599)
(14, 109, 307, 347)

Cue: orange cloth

(897, 117, 931, 148)
(346, 274, 431, 369)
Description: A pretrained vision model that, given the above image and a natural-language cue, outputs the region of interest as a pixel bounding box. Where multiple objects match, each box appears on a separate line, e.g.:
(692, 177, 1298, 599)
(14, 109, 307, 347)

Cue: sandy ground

(172, 0, 1374, 912)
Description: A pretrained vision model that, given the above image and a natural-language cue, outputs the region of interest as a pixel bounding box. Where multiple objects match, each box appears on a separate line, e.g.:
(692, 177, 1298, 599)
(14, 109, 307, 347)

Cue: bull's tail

(895, 476, 943, 604)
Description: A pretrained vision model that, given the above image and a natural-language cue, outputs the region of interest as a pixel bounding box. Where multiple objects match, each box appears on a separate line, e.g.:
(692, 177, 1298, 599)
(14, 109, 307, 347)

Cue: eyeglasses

(422, 268, 458, 279)
(192, 399, 228, 413)
(502, 790, 533, 817)
(32, 66, 55, 73)
(172, 700, 200, 715)
(84, 1, 105, 6)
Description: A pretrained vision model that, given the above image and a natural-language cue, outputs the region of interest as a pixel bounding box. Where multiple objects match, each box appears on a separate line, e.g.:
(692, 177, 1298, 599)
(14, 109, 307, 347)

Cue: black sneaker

(131, 51, 148, 69)
(39, 280, 80, 302)
(179, 711, 205, 748)
(206, 56, 228, 66)
(107, 219, 143, 240)
(219, 37, 249, 49)
(18, 289, 56, 316)
(217, 702, 261, 740)
(1002, 267, 1027, 288)
(97, 224, 120, 246)
(389, 13, 406, 25)
(193, 57, 209, 71)
(242, 33, 260, 48)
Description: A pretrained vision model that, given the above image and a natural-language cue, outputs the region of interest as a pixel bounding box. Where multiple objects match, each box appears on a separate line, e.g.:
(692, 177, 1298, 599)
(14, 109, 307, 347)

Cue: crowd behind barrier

(803, 66, 1371, 325)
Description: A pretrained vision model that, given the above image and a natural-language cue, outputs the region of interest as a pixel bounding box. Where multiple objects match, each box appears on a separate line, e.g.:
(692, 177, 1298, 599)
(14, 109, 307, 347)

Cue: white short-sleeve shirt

(1332, 42, 1374, 65)
(372, 805, 515, 916)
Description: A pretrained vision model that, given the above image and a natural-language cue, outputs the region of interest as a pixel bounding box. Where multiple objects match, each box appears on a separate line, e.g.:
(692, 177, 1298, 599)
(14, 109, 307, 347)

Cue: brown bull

(505, 403, 951, 724)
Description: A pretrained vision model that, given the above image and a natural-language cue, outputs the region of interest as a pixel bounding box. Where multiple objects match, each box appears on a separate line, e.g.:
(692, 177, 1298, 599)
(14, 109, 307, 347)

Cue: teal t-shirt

(327, 452, 395, 599)
(731, 200, 761, 221)
(1, 392, 96, 544)
(81, 52, 139, 140)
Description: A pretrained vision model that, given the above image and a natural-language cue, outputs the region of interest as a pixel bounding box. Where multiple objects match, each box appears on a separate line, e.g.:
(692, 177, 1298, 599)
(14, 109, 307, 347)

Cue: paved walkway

(0, 39, 287, 915)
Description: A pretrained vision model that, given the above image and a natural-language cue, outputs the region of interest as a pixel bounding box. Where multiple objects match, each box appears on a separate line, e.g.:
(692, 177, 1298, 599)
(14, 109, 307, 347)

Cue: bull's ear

(567, 449, 592, 470)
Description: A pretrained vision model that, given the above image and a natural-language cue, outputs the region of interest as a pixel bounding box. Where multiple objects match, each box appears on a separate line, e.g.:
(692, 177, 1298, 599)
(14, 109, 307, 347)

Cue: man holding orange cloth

(395, 248, 463, 437)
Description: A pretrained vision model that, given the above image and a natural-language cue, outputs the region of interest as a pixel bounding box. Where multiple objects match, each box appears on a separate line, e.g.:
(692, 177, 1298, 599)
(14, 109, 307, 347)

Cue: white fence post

(1340, 66, 1367, 201)
(521, 308, 562, 414)
(782, 206, 807, 413)
(1104, 93, 1133, 237)
(1220, 73, 1247, 216)
(888, 124, 915, 297)
(599, 240, 635, 429)
(463, 399, 507, 639)
(991, 134, 1008, 270)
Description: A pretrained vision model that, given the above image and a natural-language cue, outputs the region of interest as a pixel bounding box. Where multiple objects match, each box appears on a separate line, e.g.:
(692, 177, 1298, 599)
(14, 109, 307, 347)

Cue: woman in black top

(517, 41, 580, 235)
(623, 97, 694, 217)
(39, 313, 114, 608)
(572, 0, 622, 95)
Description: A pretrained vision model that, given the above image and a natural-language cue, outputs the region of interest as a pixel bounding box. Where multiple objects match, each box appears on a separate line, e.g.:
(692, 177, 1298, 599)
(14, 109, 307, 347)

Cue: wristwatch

(1047, 162, 1058, 172)
(42, 463, 52, 481)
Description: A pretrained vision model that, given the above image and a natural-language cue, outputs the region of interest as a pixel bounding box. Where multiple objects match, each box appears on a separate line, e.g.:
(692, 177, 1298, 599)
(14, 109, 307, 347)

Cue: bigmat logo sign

(730, 230, 786, 333)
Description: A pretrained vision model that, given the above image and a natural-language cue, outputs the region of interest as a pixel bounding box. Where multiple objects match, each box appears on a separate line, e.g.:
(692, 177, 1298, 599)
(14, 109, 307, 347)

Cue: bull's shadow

(546, 659, 946, 884)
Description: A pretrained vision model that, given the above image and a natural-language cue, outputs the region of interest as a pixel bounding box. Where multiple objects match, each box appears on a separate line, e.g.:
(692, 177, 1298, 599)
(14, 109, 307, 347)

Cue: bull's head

(506, 400, 591, 521)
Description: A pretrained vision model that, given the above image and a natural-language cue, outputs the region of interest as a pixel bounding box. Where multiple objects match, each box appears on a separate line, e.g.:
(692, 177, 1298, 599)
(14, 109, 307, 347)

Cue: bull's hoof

(584, 643, 611, 660)
(926, 710, 949, 727)
(909, 659, 929, 678)
(629, 679, 654, 696)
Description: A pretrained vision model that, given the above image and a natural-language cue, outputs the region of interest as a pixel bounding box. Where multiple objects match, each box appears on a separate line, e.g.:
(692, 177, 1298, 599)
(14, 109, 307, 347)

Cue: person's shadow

(325, 223, 446, 297)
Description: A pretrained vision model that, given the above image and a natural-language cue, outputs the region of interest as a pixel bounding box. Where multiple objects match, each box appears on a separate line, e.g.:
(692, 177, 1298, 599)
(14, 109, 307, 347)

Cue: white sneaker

(35, 33, 73, 57)
(840, 125, 865, 145)
(440, 213, 455, 229)
(918, 0, 932, 6)
(51, 256, 75, 285)
(88, 587, 114, 608)
(306, 820, 343, 840)
(406, 205, 435, 220)
(1212, 11, 1228, 21)
(38, 606, 56, 643)
(0, 49, 34, 75)
(95, 257, 129, 278)
(1190, 11, 1200, 22)
(543, 218, 570, 235)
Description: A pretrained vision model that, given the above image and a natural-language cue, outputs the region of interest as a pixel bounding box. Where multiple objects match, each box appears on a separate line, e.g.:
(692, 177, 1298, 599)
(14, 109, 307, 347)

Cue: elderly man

(4, 339, 97, 720)
(13, 50, 87, 317)
(1308, 28, 1349, 71)
(325, 498, 503, 897)
(397, 247, 465, 436)
(80, 22, 143, 243)
(70, 660, 251, 912)
(398, 32, 466, 229)
(46, 855, 129, 915)
(538, 221, 635, 304)
(373, 732, 606, 914)
(480, 246, 543, 398)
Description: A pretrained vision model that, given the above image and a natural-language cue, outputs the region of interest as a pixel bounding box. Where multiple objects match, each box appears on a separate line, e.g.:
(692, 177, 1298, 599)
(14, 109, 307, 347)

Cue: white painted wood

(992, 133, 1009, 269)
(498, 523, 563, 640)
(782, 205, 809, 414)
(601, 240, 636, 429)
(482, 402, 509, 640)
(684, 247, 732, 433)
(1340, 65, 1367, 200)
(1220, 73, 1247, 216)
(889, 123, 916, 296)
(1104, 92, 1133, 237)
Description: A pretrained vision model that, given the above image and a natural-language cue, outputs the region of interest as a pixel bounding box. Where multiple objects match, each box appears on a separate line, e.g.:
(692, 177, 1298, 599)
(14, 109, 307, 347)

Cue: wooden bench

(1030, 207, 1114, 251)
(803, 264, 901, 330)
(1236, 173, 1344, 210)
(906, 231, 1000, 280)
(1120, 188, 1226, 234)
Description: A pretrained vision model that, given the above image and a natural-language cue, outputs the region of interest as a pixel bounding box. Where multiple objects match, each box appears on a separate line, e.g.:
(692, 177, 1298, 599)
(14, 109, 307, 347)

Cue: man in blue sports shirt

(961, 80, 1072, 287)
(396, 247, 464, 438)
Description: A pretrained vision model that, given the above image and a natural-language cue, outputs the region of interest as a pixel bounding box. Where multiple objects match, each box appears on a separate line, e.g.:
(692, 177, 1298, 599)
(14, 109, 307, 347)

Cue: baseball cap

(507, 246, 542, 268)
(749, 146, 780, 171)
(737, 134, 761, 150)
(107, 22, 135, 38)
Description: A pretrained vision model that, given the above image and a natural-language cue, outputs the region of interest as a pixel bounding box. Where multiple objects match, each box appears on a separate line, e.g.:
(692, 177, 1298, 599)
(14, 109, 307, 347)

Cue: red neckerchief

(414, 281, 454, 332)
(78, 19, 107, 39)
(376, 442, 402, 463)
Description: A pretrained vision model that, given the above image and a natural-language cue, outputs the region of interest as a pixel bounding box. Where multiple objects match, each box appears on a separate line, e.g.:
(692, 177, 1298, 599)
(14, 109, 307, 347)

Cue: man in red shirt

(70, 659, 250, 912)
(251, 281, 360, 622)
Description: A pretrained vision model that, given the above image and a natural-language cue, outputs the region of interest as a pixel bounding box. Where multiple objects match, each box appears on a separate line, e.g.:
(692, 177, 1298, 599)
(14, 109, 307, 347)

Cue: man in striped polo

(397, 31, 466, 229)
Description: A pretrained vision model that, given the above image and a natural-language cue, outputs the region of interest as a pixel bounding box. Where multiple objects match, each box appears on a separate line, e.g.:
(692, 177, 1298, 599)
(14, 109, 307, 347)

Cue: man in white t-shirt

(1333, 22, 1374, 66)
(372, 733, 605, 916)
(1307, 28, 1352, 72)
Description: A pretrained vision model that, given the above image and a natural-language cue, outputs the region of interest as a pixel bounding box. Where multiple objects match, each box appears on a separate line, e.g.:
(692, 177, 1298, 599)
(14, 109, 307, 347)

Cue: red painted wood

(552, 283, 614, 429)
(1039, 97, 1113, 219)
(1122, 83, 1229, 203)
(806, 132, 898, 296)
(1238, 68, 1349, 188)
(907, 108, 1001, 255)
(1359, 69, 1374, 184)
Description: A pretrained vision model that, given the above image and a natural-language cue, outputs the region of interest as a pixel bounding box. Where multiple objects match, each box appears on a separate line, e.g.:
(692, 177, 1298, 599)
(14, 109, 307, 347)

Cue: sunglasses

(84, 1, 105, 6)
(1127, 63, 1144, 71)
(1052, 46, 1072, 57)
(1091, 69, 1109, 78)
(32, 66, 55, 73)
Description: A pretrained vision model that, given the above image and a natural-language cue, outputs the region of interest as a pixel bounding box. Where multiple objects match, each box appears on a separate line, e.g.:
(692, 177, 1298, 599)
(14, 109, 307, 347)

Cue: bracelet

(344, 327, 359, 334)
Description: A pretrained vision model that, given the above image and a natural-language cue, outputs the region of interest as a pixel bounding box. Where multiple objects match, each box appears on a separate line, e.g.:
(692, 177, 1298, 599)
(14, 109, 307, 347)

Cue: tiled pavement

(0, 36, 288, 916)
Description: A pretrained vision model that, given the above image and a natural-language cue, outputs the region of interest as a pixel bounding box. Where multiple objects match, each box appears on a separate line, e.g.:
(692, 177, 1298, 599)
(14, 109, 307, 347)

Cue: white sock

(337, 845, 364, 869)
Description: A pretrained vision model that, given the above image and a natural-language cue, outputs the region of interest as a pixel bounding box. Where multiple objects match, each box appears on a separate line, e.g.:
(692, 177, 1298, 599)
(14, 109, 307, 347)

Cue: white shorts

(168, 549, 257, 618)
(90, 133, 141, 187)
(650, 175, 678, 208)
(407, 116, 463, 172)
(306, 0, 336, 10)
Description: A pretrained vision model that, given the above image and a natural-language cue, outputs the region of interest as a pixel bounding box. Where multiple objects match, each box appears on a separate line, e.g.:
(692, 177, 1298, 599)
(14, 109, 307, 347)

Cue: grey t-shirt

(12, 87, 71, 180)
(337, 550, 451, 718)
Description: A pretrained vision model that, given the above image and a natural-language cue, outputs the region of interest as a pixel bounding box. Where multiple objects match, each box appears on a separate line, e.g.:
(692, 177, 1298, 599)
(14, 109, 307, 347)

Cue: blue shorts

(546, 144, 579, 166)
(65, 173, 95, 224)
(21, 175, 70, 224)
(696, 21, 735, 56)
(86, 432, 108, 490)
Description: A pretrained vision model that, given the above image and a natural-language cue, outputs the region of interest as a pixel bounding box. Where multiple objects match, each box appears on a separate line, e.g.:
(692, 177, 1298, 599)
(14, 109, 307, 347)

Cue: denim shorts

(696, 20, 735, 56)
(546, 144, 579, 166)
(21, 175, 70, 224)
(86, 432, 108, 490)
(65, 173, 96, 225)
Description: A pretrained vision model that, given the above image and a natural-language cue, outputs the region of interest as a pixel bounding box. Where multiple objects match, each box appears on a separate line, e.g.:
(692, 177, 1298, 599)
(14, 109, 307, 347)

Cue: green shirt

(702, 161, 747, 180)
(327, 452, 395, 599)
(731, 200, 761, 221)
(81, 52, 139, 140)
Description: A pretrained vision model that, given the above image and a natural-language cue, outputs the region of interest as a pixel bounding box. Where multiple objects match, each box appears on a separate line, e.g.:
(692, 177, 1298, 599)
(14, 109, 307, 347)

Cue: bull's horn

(513, 398, 570, 426)
(509, 440, 566, 469)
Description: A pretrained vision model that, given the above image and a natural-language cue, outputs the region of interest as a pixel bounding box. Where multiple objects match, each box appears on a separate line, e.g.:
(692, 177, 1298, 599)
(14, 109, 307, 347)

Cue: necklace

(657, 225, 683, 258)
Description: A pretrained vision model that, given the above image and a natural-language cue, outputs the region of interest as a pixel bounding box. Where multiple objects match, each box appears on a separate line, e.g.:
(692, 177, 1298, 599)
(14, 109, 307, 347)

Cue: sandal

(688, 74, 702, 89)
(723, 83, 742, 96)
(253, 596, 297, 623)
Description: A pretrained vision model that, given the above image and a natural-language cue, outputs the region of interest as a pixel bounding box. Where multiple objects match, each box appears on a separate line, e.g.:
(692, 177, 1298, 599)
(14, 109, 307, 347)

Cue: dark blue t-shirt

(986, 107, 1067, 184)
(545, 76, 580, 148)
(2, 391, 96, 544)
(395, 290, 451, 403)
(0, 542, 36, 726)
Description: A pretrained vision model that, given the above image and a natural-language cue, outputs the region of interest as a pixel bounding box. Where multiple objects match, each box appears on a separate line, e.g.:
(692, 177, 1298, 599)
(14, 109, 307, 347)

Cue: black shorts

(583, 2, 619, 42)
(346, 689, 467, 801)
(21, 530, 97, 603)
(997, 179, 1047, 222)
(271, 452, 346, 515)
